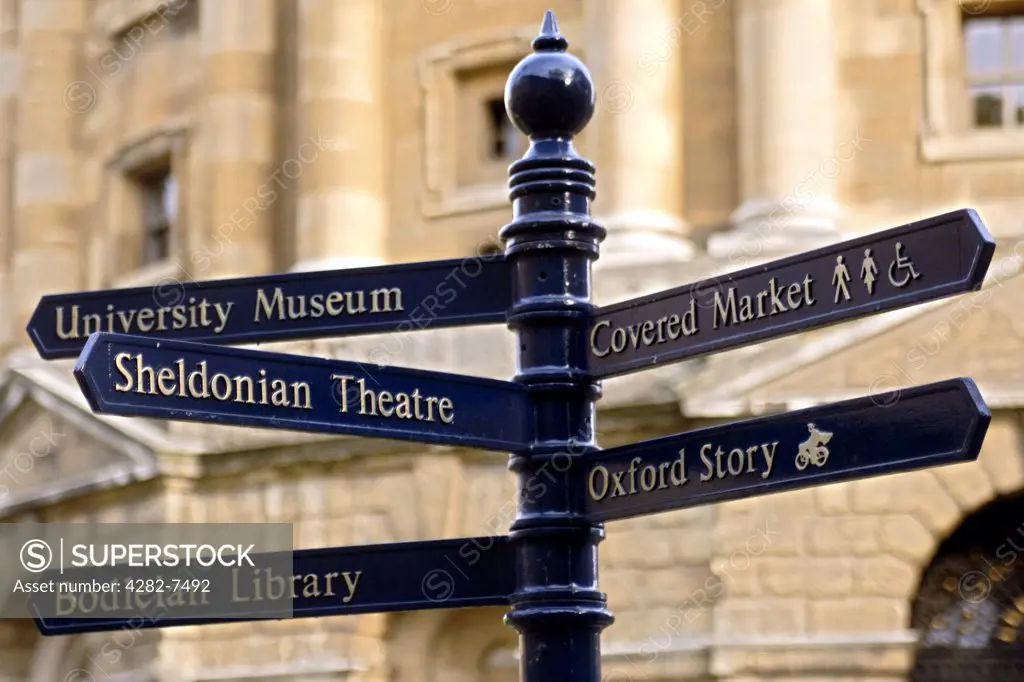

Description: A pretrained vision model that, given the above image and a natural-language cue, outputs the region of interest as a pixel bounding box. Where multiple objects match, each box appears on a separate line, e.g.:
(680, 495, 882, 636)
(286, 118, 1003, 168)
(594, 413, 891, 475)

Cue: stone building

(0, 0, 1023, 680)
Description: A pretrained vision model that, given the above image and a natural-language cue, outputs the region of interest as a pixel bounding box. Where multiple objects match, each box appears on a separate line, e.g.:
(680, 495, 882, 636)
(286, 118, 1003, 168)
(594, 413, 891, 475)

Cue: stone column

(584, 0, 695, 268)
(708, 0, 844, 261)
(0, 0, 16, 350)
(200, 0, 277, 278)
(293, 0, 388, 272)
(12, 0, 86, 332)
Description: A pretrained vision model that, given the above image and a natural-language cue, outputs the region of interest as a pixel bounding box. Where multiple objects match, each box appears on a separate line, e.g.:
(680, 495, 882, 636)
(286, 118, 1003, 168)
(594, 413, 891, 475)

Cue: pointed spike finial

(532, 9, 569, 52)
(505, 11, 595, 139)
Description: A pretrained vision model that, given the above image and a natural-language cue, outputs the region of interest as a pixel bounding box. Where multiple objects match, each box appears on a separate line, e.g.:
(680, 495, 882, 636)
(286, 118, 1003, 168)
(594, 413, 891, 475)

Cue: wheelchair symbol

(887, 242, 921, 288)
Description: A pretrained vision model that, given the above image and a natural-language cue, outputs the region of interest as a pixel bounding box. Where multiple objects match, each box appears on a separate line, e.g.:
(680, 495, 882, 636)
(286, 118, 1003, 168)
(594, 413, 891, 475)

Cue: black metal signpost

(22, 11, 997, 682)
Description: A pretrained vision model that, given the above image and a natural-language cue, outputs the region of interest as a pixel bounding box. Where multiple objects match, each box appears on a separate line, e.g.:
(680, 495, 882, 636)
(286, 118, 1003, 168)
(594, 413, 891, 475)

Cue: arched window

(911, 494, 1024, 681)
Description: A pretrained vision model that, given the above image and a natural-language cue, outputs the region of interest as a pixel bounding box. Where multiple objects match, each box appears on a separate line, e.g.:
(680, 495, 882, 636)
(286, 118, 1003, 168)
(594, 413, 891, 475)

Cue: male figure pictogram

(833, 255, 851, 303)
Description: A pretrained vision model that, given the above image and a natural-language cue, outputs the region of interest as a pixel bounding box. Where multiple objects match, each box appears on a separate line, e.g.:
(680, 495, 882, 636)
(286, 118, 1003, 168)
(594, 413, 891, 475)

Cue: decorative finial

(504, 10, 595, 140)
(533, 10, 568, 52)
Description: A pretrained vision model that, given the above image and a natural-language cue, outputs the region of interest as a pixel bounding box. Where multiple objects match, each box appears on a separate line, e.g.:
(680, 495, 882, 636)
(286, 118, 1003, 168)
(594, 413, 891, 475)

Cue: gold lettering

(134, 354, 157, 395)
(588, 440, 779, 509)
(331, 375, 453, 425)
(699, 443, 715, 481)
(156, 367, 176, 396)
(114, 352, 133, 392)
(588, 464, 609, 501)
(590, 320, 612, 357)
(370, 287, 403, 313)
(254, 286, 400, 323)
(109, 355, 312, 411)
(341, 571, 361, 603)
(438, 398, 455, 424)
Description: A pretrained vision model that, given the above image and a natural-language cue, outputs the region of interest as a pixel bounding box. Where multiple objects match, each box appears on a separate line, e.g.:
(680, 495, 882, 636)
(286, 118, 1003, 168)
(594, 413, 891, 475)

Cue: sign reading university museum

(581, 378, 990, 523)
(74, 333, 531, 452)
(28, 255, 513, 360)
(586, 209, 995, 379)
(33, 536, 515, 636)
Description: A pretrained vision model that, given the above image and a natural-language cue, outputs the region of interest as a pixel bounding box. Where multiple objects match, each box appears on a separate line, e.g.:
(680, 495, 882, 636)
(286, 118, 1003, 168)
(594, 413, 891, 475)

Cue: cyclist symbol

(795, 423, 833, 471)
(887, 242, 921, 288)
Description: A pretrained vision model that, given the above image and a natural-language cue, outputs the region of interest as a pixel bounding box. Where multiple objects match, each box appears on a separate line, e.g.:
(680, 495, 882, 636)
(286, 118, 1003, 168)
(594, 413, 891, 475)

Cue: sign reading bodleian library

(29, 536, 516, 636)
(27, 255, 513, 359)
(74, 333, 531, 452)
(586, 209, 994, 378)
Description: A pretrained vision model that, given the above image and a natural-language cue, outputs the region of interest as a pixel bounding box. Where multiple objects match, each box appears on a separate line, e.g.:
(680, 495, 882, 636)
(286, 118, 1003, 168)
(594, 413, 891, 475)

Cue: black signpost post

(21, 11, 999, 682)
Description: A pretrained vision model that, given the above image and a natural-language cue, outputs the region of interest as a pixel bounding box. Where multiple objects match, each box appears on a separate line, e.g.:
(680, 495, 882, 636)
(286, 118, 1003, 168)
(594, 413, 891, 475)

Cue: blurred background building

(0, 0, 1023, 680)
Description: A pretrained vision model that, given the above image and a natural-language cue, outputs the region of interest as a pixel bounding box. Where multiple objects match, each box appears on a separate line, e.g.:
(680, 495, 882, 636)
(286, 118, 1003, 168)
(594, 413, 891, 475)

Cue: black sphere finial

(504, 10, 596, 140)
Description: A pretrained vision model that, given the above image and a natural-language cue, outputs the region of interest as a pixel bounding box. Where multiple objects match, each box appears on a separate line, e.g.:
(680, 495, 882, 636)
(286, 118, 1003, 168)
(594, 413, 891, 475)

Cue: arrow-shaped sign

(74, 333, 531, 452)
(31, 535, 514, 636)
(586, 209, 995, 379)
(28, 255, 513, 360)
(580, 378, 989, 523)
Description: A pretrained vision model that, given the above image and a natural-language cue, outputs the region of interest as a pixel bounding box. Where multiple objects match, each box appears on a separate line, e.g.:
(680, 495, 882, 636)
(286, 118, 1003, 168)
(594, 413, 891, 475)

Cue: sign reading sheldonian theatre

(73, 333, 533, 452)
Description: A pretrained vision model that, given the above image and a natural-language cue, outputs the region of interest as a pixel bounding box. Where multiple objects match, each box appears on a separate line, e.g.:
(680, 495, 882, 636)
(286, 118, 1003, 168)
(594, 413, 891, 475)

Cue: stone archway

(910, 493, 1024, 681)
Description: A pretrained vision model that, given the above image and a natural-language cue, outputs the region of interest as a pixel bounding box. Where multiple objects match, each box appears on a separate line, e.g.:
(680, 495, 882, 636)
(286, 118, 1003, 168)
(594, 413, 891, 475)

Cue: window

(919, 0, 1024, 161)
(417, 29, 534, 218)
(484, 97, 518, 161)
(964, 11, 1024, 128)
(454, 63, 525, 188)
(135, 167, 177, 265)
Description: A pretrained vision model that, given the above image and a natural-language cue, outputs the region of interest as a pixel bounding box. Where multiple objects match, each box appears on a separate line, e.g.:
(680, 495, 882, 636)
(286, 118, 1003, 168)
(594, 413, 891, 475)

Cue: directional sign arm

(74, 333, 532, 452)
(581, 378, 990, 523)
(586, 209, 995, 378)
(29, 254, 513, 359)
(32, 535, 516, 636)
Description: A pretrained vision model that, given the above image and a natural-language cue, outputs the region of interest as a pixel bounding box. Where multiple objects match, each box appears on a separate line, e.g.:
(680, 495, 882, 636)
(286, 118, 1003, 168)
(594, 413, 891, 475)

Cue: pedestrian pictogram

(833, 255, 852, 303)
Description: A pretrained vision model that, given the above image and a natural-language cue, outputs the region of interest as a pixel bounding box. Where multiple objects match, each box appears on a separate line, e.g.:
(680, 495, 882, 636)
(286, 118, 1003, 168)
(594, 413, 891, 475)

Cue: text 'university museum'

(2, 0, 1024, 681)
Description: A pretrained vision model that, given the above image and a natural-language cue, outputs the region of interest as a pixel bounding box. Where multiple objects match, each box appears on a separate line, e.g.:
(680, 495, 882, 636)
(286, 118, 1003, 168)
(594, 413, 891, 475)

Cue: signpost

(74, 332, 532, 453)
(31, 536, 515, 636)
(580, 378, 989, 523)
(585, 209, 994, 379)
(27, 254, 512, 360)
(19, 11, 1000, 682)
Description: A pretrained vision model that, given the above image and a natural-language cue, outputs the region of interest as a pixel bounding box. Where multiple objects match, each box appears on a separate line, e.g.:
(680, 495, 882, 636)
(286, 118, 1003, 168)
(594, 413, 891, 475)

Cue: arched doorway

(911, 494, 1024, 681)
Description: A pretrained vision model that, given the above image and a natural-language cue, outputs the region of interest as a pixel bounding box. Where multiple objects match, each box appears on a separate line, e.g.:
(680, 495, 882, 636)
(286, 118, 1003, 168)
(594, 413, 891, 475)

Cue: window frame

(918, 0, 1024, 162)
(137, 166, 176, 267)
(97, 123, 190, 290)
(962, 12, 1024, 129)
(416, 26, 553, 218)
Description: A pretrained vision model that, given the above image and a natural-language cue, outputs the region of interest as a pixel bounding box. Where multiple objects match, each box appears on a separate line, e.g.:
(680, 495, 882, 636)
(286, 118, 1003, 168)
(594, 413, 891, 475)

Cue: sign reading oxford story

(27, 255, 513, 360)
(32, 536, 515, 636)
(73, 333, 531, 452)
(581, 378, 990, 523)
(585, 209, 995, 379)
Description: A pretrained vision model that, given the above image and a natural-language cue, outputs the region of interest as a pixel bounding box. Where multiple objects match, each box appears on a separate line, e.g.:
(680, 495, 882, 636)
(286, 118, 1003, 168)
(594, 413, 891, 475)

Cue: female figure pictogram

(861, 248, 879, 295)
